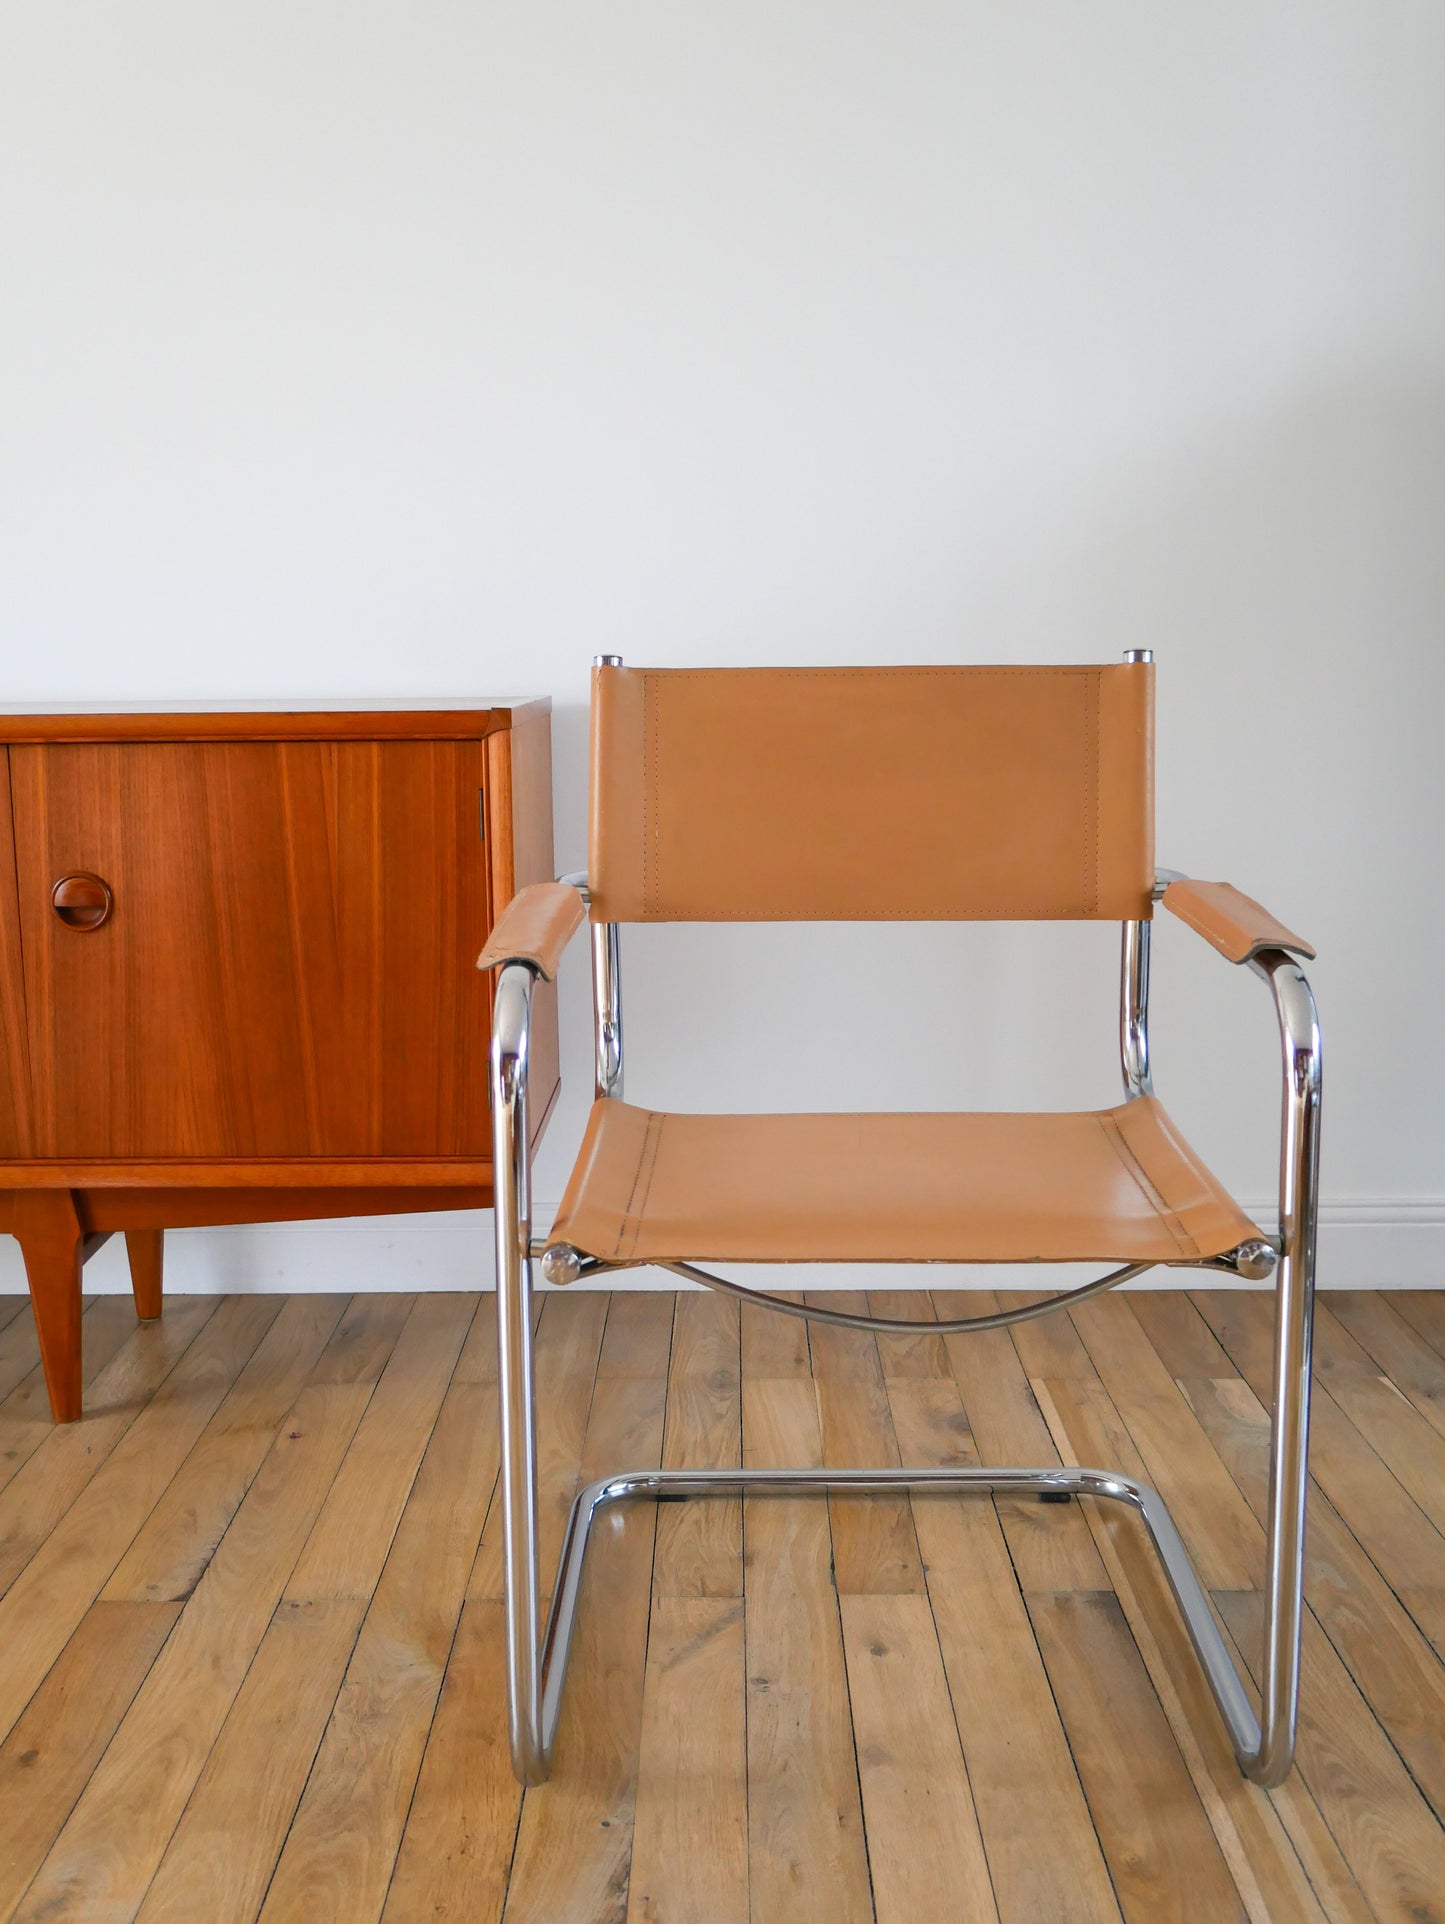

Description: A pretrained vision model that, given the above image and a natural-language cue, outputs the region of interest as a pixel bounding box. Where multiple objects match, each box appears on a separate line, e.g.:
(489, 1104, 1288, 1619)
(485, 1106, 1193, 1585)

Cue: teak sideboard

(0, 698, 558, 1420)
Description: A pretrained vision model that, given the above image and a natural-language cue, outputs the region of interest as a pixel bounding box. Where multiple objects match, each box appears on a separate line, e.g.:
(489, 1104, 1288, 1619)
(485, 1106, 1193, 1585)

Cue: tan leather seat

(548, 1094, 1259, 1267)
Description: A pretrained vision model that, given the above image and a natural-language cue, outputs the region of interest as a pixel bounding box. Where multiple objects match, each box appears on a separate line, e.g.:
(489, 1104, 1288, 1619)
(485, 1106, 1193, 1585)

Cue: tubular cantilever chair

(479, 654, 1321, 1790)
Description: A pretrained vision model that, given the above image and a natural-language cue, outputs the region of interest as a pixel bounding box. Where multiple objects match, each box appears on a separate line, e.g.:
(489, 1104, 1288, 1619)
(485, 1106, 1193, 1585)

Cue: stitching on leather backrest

(643, 671, 660, 919)
(1084, 669, 1100, 916)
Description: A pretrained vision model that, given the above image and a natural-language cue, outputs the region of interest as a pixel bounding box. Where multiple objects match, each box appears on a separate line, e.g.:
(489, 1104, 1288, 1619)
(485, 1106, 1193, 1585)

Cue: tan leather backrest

(589, 662, 1154, 923)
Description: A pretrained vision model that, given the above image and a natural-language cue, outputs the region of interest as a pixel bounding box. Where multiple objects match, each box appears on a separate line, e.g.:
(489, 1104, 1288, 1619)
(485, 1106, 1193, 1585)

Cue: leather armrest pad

(477, 882, 586, 980)
(1162, 879, 1315, 964)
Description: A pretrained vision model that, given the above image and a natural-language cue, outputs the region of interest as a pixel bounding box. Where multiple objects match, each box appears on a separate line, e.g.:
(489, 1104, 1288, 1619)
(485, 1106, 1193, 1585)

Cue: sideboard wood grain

(0, 699, 555, 1419)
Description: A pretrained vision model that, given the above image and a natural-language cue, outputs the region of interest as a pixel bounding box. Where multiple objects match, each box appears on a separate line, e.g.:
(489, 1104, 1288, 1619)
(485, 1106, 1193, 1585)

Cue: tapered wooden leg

(12, 1190, 85, 1423)
(124, 1228, 164, 1321)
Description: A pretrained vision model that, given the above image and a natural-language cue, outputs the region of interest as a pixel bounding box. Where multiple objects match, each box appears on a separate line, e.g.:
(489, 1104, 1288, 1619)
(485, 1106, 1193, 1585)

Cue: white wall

(2, 2, 1442, 1294)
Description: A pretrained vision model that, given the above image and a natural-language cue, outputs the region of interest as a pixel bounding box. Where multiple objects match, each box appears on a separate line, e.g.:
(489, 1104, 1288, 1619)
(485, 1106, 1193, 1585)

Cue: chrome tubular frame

(1244, 948, 1322, 1783)
(536, 1464, 1260, 1779)
(658, 1257, 1157, 1332)
(1120, 917, 1153, 1098)
(1116, 652, 1154, 1104)
(491, 881, 1320, 1787)
(591, 920, 623, 1100)
(590, 653, 626, 1107)
(490, 962, 546, 1782)
(536, 1243, 1276, 1324)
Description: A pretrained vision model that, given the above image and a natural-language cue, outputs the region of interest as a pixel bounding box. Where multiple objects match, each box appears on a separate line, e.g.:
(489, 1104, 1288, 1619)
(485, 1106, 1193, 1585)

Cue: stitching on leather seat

(1095, 1110, 1198, 1259)
(615, 1109, 666, 1260)
(1145, 1103, 1258, 1252)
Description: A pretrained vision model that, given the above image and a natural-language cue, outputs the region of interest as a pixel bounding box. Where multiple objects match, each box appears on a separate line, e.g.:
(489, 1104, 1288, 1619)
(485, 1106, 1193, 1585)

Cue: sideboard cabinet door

(0, 762, 33, 1158)
(9, 739, 494, 1159)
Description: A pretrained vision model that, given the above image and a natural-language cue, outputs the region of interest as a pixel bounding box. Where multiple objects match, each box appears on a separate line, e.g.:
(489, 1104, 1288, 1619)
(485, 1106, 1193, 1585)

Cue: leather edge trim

(476, 881, 585, 980)
(1162, 879, 1316, 964)
(589, 666, 647, 923)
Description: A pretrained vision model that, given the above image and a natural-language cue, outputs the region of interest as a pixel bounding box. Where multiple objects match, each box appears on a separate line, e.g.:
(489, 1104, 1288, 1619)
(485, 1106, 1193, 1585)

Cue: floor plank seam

(248, 1291, 482, 1924)
(994, 1318, 1130, 1924)
(1172, 1357, 1445, 1845)
(1385, 1295, 1445, 1370)
(1115, 1296, 1438, 1922)
(1061, 1308, 1347, 1922)
(0, 1295, 228, 1612)
(1200, 1297, 1445, 1687)
(824, 1522, 880, 1924)
(155, 1293, 417, 1923)
(363, 1298, 496, 1924)
(237, 1595, 374, 1924)
(2, 1294, 310, 1918)
(3, 1600, 187, 1924)
(616, 1290, 682, 1921)
(501, 1288, 619, 1922)
(0, 1294, 265, 1733)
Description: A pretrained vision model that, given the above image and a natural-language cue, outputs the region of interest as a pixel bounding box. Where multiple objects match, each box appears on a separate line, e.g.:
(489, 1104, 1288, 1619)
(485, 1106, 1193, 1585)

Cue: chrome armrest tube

(1125, 870, 1322, 1786)
(1243, 946, 1322, 1784)
(489, 924, 625, 1780)
(491, 964, 534, 1265)
(489, 961, 546, 1780)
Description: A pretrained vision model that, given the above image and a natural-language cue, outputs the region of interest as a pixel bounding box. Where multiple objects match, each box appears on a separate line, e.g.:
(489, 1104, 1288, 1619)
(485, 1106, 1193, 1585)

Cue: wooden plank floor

(2, 1287, 1445, 1923)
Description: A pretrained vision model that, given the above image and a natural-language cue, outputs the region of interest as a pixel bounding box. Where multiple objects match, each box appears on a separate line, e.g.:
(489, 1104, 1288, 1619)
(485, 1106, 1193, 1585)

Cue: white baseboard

(1, 1198, 1441, 1296)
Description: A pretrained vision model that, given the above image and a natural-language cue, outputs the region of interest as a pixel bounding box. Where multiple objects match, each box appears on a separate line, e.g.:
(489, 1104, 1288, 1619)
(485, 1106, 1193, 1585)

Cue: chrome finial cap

(540, 1243, 584, 1286)
(1232, 1239, 1279, 1282)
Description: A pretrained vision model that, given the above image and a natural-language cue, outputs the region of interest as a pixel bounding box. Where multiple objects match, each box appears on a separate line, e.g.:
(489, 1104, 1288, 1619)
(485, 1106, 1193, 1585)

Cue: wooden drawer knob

(52, 872, 113, 930)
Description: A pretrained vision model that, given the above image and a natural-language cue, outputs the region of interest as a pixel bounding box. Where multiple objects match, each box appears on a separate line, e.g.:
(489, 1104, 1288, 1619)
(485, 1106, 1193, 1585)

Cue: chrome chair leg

(1247, 1234, 1314, 1783)
(492, 964, 549, 1784)
(1247, 951, 1323, 1785)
